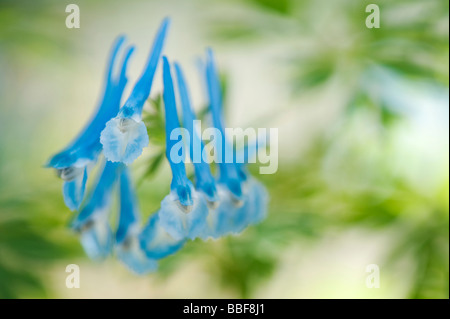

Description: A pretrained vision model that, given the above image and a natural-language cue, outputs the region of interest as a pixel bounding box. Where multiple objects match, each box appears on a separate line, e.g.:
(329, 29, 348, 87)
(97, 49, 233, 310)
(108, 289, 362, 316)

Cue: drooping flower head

(46, 36, 134, 210)
(101, 18, 170, 165)
(156, 56, 208, 241)
(47, 18, 269, 275)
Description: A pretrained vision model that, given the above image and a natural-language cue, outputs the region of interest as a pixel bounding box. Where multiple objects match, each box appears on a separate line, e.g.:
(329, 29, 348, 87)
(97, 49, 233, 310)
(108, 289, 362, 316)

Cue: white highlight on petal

(158, 190, 208, 240)
(79, 210, 113, 260)
(116, 225, 158, 275)
(100, 117, 149, 165)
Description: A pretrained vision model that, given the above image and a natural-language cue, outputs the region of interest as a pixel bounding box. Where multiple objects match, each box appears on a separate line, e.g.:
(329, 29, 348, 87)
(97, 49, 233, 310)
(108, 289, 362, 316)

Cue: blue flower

(203, 49, 269, 235)
(156, 56, 208, 241)
(115, 168, 158, 274)
(46, 36, 134, 210)
(174, 63, 222, 239)
(101, 18, 170, 165)
(48, 18, 270, 274)
(70, 161, 121, 260)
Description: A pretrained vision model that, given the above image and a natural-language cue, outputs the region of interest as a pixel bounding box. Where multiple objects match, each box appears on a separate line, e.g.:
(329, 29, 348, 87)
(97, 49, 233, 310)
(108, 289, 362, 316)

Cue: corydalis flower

(47, 18, 269, 275)
(156, 57, 208, 241)
(101, 18, 170, 165)
(202, 49, 268, 235)
(46, 36, 134, 210)
(115, 168, 158, 274)
(174, 63, 222, 239)
(71, 161, 121, 260)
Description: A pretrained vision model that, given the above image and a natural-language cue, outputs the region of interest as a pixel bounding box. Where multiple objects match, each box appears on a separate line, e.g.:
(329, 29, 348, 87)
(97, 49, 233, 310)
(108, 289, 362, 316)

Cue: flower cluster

(46, 18, 268, 274)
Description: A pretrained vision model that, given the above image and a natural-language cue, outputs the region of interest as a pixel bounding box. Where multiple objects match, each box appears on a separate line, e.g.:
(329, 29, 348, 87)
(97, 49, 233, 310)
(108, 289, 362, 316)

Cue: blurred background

(0, 0, 448, 298)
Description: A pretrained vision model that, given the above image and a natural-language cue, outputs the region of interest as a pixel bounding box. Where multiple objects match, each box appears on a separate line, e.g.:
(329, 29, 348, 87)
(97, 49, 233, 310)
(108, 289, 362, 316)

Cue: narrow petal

(115, 169, 159, 274)
(204, 49, 243, 200)
(115, 168, 140, 244)
(119, 18, 170, 117)
(62, 167, 88, 211)
(157, 58, 210, 240)
(71, 161, 121, 260)
(246, 177, 269, 225)
(174, 62, 218, 203)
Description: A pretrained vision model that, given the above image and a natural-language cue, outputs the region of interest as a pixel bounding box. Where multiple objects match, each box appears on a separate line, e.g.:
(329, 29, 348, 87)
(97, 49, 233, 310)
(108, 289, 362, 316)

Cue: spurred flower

(101, 18, 170, 165)
(46, 36, 133, 210)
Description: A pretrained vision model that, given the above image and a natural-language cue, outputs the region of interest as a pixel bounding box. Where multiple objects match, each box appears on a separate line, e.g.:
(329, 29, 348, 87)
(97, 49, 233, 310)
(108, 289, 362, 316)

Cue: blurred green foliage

(164, 0, 449, 298)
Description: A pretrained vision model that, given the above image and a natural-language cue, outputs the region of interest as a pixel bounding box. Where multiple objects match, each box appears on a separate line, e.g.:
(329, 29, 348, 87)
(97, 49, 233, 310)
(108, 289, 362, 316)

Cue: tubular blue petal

(224, 178, 268, 230)
(115, 169, 159, 274)
(204, 49, 243, 200)
(162, 56, 191, 201)
(47, 36, 131, 168)
(162, 57, 196, 206)
(201, 49, 270, 236)
(115, 168, 140, 244)
(47, 36, 133, 209)
(101, 18, 170, 165)
(79, 213, 114, 260)
(174, 62, 219, 203)
(62, 167, 88, 211)
(71, 161, 121, 260)
(139, 213, 186, 259)
(120, 18, 170, 118)
(158, 57, 209, 240)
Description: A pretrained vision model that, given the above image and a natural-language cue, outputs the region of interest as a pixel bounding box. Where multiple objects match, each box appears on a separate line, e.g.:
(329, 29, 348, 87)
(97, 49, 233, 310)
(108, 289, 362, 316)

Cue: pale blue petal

(71, 161, 121, 260)
(139, 213, 186, 259)
(115, 168, 140, 243)
(114, 169, 158, 274)
(246, 178, 269, 225)
(174, 62, 219, 203)
(100, 117, 149, 165)
(79, 213, 114, 260)
(158, 190, 209, 240)
(204, 179, 268, 238)
(62, 167, 88, 211)
(47, 36, 131, 169)
(216, 186, 250, 236)
(116, 233, 158, 275)
(162, 57, 194, 206)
